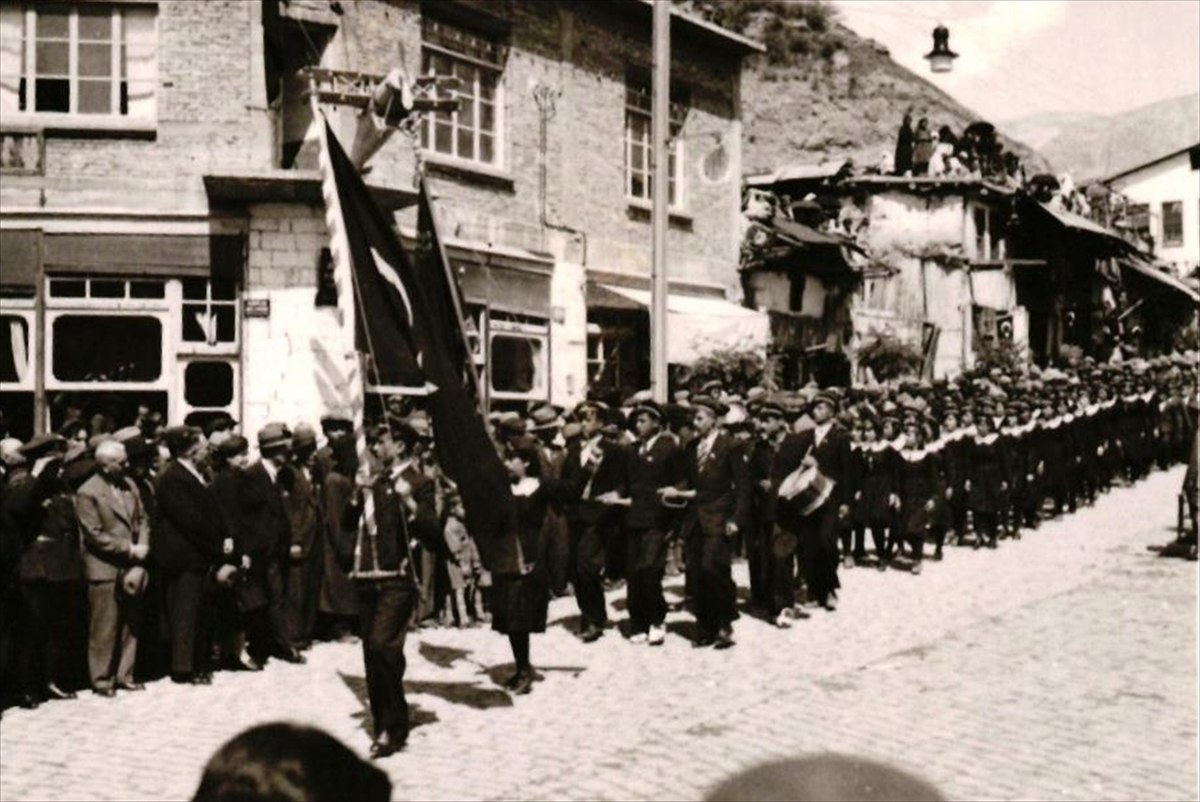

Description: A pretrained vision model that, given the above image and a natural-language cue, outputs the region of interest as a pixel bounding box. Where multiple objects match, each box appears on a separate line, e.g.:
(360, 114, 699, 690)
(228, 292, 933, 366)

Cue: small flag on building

(317, 117, 521, 575)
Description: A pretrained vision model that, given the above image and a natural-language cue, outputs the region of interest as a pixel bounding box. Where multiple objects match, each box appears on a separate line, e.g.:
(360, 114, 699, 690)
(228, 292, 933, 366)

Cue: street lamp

(924, 24, 958, 73)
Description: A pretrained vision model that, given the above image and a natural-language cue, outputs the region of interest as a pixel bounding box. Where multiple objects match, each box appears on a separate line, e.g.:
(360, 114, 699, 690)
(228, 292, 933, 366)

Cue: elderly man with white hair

(75, 439, 151, 696)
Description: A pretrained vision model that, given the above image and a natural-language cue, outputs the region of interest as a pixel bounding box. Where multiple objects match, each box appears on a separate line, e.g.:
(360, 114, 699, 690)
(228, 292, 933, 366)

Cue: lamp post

(651, 0, 670, 403)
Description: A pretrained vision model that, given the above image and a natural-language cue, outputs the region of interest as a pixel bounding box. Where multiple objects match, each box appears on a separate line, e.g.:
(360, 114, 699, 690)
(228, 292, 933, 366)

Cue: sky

(832, 0, 1200, 122)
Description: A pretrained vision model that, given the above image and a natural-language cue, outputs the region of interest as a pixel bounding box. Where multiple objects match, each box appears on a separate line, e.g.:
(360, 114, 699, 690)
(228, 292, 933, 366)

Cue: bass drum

(779, 465, 836, 517)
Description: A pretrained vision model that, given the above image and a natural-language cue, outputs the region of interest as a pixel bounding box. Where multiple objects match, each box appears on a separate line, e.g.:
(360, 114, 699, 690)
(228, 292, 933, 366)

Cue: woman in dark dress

(852, 418, 899, 570)
(895, 419, 943, 574)
(493, 441, 554, 695)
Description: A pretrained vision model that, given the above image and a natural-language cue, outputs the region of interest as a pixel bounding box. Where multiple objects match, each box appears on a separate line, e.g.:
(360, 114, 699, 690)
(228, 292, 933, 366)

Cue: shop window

(0, 3, 158, 122)
(48, 276, 165, 300)
(52, 314, 161, 382)
(0, 315, 31, 384)
(182, 278, 238, 345)
(90, 279, 124, 298)
(183, 361, 234, 407)
(49, 278, 86, 297)
(1162, 201, 1183, 246)
(419, 16, 505, 167)
(129, 280, 165, 299)
(491, 334, 543, 395)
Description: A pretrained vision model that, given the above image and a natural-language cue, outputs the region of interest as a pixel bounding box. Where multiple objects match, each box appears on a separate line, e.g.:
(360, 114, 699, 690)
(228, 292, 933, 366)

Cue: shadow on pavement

(666, 619, 701, 642)
(417, 641, 475, 669)
(547, 613, 583, 634)
(406, 680, 513, 710)
(337, 671, 439, 735)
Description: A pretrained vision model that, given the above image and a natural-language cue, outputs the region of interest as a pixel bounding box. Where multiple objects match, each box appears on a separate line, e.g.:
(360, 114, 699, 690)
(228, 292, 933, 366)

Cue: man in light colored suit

(75, 440, 151, 696)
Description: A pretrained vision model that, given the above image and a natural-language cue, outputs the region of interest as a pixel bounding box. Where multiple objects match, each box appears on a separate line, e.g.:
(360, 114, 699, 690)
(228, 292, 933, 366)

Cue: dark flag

(318, 119, 521, 575)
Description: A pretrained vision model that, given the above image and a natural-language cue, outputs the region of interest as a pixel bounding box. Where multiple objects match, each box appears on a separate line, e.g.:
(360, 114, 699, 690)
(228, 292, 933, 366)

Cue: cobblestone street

(1, 466, 1195, 802)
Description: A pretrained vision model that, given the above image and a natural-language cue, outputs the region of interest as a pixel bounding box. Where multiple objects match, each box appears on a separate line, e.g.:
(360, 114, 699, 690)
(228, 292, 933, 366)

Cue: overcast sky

(832, 0, 1200, 122)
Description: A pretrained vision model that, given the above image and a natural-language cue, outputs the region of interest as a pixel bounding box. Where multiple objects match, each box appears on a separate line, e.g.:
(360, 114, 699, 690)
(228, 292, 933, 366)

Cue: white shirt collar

(179, 458, 207, 486)
(641, 431, 665, 452)
(813, 421, 833, 445)
(261, 458, 278, 483)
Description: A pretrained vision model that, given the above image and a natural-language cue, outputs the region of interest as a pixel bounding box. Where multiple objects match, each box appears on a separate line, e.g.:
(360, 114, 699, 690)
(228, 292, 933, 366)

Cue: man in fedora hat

(280, 423, 324, 650)
(528, 405, 570, 596)
(154, 426, 229, 684)
(238, 423, 304, 665)
(660, 396, 749, 649)
(624, 398, 682, 646)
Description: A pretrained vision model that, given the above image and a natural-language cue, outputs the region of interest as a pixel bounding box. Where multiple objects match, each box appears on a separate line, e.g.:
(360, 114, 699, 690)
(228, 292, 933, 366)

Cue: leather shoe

(369, 733, 404, 759)
(45, 683, 76, 701)
(194, 672, 213, 685)
(116, 682, 146, 692)
(237, 655, 263, 672)
(508, 669, 534, 696)
(170, 673, 198, 685)
(278, 648, 307, 664)
(714, 627, 735, 650)
(692, 631, 716, 648)
(17, 694, 40, 709)
(93, 687, 117, 698)
(579, 624, 604, 643)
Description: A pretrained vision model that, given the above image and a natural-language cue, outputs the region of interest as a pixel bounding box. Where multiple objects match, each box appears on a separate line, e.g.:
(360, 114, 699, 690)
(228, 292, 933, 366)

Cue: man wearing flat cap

(280, 423, 324, 650)
(624, 399, 683, 646)
(7, 433, 84, 707)
(153, 426, 229, 684)
(661, 396, 750, 648)
(238, 423, 304, 665)
(561, 399, 629, 643)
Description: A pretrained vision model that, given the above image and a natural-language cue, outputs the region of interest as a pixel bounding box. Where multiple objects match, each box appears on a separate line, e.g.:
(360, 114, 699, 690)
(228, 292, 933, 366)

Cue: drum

(779, 465, 836, 516)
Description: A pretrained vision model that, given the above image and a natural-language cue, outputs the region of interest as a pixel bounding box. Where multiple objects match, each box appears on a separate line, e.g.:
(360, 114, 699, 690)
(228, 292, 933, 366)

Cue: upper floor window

(624, 71, 686, 209)
(0, 3, 157, 124)
(419, 16, 504, 167)
(1161, 200, 1183, 247)
(970, 204, 1004, 261)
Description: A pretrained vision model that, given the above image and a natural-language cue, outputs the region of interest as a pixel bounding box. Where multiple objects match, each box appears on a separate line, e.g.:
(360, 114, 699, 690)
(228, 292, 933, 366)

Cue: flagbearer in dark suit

(154, 426, 230, 684)
(661, 396, 750, 649)
(353, 420, 439, 758)
(624, 400, 682, 646)
(75, 440, 151, 696)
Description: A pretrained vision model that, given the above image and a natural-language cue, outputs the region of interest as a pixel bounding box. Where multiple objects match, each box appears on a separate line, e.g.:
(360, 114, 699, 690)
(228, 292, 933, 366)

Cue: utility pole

(650, 0, 670, 403)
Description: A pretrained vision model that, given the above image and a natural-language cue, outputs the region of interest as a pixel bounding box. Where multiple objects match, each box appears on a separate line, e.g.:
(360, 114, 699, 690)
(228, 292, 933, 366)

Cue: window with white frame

(419, 16, 504, 167)
(181, 277, 238, 349)
(1162, 200, 1183, 246)
(625, 71, 686, 208)
(969, 204, 1004, 261)
(0, 3, 157, 122)
(488, 312, 547, 400)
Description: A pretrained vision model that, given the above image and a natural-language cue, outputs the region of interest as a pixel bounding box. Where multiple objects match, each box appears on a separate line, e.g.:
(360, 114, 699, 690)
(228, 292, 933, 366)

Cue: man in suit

(624, 400, 683, 646)
(529, 405, 570, 597)
(154, 426, 230, 684)
(75, 440, 151, 696)
(354, 419, 441, 758)
(787, 392, 852, 611)
(561, 401, 629, 643)
(753, 397, 810, 627)
(239, 424, 304, 664)
(7, 434, 85, 707)
(662, 396, 750, 649)
(281, 424, 324, 650)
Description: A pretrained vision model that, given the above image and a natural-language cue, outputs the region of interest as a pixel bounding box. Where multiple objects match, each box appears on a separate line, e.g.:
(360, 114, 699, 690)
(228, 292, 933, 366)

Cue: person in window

(153, 426, 230, 684)
(660, 396, 750, 648)
(74, 440, 151, 696)
(7, 434, 85, 708)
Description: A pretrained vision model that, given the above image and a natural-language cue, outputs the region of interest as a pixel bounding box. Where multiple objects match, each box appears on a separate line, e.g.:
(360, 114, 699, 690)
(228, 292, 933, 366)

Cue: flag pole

(418, 177, 490, 416)
(651, 0, 671, 404)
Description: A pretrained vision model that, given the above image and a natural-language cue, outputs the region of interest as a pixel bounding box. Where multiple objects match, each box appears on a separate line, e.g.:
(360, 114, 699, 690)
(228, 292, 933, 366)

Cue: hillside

(675, 1, 1047, 177)
(1002, 93, 1200, 180)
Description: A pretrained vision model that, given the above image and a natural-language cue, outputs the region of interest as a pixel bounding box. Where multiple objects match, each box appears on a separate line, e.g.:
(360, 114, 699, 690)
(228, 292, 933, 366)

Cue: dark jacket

(153, 461, 227, 574)
(10, 463, 85, 583)
(792, 423, 854, 510)
(765, 432, 809, 531)
(680, 430, 751, 539)
(358, 463, 441, 576)
(562, 436, 630, 527)
(239, 461, 291, 558)
(626, 432, 684, 530)
(280, 463, 322, 560)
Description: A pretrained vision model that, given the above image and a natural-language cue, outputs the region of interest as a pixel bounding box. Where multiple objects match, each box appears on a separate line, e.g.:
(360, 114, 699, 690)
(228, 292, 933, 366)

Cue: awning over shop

(456, 260, 551, 316)
(42, 233, 245, 278)
(592, 284, 770, 364)
(1034, 201, 1132, 250)
(1119, 257, 1200, 304)
(0, 229, 39, 294)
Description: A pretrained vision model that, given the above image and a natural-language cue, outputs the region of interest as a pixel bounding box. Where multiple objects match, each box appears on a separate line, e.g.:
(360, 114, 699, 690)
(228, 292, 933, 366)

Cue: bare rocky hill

(675, 1, 1047, 177)
(1001, 93, 1199, 180)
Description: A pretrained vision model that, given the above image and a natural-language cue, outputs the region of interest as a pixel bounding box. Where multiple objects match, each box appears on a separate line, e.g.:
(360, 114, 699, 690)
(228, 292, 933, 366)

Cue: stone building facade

(0, 0, 761, 441)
